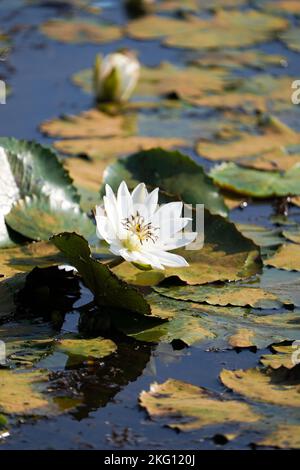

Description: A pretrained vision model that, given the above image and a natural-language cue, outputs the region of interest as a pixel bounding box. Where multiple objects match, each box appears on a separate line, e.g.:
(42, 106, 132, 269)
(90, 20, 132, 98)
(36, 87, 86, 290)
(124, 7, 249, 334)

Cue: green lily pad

(5, 194, 95, 242)
(139, 378, 260, 432)
(121, 293, 300, 349)
(101, 148, 227, 217)
(265, 244, 300, 271)
(0, 138, 85, 246)
(283, 227, 300, 244)
(52, 232, 150, 316)
(155, 284, 289, 309)
(236, 224, 284, 248)
(210, 163, 300, 198)
(40, 18, 122, 44)
(114, 210, 261, 286)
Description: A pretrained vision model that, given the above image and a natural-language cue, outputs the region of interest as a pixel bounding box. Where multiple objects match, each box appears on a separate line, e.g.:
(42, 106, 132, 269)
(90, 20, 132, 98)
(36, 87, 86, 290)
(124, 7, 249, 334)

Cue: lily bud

(93, 51, 140, 104)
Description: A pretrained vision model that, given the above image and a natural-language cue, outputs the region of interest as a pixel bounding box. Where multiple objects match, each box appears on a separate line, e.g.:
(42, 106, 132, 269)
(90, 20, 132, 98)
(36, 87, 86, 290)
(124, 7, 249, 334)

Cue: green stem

(105, 256, 124, 269)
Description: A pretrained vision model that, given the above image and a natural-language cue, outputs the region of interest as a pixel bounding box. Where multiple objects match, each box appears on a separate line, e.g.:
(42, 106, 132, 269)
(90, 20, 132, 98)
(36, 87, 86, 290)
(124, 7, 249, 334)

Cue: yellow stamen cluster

(122, 211, 158, 244)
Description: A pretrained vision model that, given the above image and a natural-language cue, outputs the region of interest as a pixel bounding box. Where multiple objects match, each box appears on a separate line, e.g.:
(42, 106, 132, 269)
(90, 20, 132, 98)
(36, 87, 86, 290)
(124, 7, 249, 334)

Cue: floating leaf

(193, 49, 286, 71)
(0, 369, 56, 416)
(163, 10, 287, 50)
(198, 116, 300, 163)
(56, 336, 117, 366)
(5, 194, 95, 242)
(0, 138, 84, 246)
(281, 27, 300, 52)
(40, 18, 122, 44)
(140, 379, 260, 432)
(283, 227, 300, 244)
(126, 15, 200, 40)
(123, 293, 300, 349)
(258, 424, 300, 449)
(236, 224, 284, 248)
(210, 163, 300, 198)
(259, 0, 300, 15)
(114, 210, 261, 286)
(101, 148, 227, 217)
(261, 344, 296, 370)
(72, 62, 229, 102)
(265, 244, 300, 271)
(0, 241, 62, 280)
(192, 75, 293, 111)
(220, 367, 300, 407)
(52, 232, 150, 315)
(155, 284, 288, 309)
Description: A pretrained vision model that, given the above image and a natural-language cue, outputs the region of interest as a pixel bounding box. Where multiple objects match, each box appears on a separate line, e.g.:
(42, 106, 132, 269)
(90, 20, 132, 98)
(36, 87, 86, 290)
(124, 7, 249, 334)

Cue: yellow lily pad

(265, 244, 300, 271)
(40, 18, 122, 44)
(283, 227, 300, 244)
(56, 336, 117, 365)
(260, 345, 296, 370)
(140, 378, 260, 432)
(126, 14, 201, 40)
(281, 27, 300, 52)
(220, 367, 300, 407)
(164, 10, 288, 50)
(258, 424, 300, 449)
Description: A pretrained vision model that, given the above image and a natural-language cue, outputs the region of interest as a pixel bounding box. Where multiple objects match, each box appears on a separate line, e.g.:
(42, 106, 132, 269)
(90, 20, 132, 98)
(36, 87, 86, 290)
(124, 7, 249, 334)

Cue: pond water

(1, 0, 300, 450)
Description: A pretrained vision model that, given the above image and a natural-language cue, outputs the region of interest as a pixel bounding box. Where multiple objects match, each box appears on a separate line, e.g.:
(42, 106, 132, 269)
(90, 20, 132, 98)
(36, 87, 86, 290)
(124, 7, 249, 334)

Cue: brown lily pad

(265, 244, 300, 271)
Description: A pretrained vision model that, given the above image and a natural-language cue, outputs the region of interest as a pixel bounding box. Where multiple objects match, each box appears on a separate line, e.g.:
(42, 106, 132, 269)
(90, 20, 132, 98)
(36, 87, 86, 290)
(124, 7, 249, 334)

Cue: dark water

(0, 0, 300, 450)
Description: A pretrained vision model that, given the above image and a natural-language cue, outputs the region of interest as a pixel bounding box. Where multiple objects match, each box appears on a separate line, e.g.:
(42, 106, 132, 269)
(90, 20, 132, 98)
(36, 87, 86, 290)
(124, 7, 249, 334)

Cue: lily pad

(259, 0, 300, 16)
(114, 209, 261, 286)
(236, 224, 284, 248)
(193, 49, 286, 71)
(126, 15, 200, 41)
(220, 367, 300, 407)
(0, 138, 85, 246)
(52, 232, 150, 316)
(281, 27, 300, 52)
(163, 10, 288, 50)
(72, 62, 229, 102)
(283, 227, 300, 244)
(40, 18, 122, 44)
(56, 336, 117, 366)
(258, 424, 300, 449)
(261, 344, 296, 370)
(100, 148, 228, 217)
(0, 241, 63, 280)
(197, 116, 300, 163)
(139, 378, 260, 432)
(265, 244, 300, 271)
(210, 163, 300, 198)
(5, 194, 95, 242)
(155, 284, 289, 309)
(0, 369, 56, 416)
(123, 293, 300, 349)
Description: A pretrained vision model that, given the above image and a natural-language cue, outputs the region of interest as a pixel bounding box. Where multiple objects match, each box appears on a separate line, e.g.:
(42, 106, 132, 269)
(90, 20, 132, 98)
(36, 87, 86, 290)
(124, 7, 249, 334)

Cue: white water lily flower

(95, 181, 197, 270)
(93, 51, 140, 103)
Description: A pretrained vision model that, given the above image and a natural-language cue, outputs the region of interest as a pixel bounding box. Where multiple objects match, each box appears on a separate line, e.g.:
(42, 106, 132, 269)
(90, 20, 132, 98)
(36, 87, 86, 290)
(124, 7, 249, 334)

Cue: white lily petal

(117, 181, 133, 219)
(131, 183, 148, 205)
(145, 187, 159, 217)
(148, 249, 189, 267)
(158, 217, 190, 243)
(158, 232, 198, 251)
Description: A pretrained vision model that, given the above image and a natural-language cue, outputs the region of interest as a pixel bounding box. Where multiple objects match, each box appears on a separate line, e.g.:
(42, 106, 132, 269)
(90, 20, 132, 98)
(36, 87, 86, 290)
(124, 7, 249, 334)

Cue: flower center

(122, 211, 158, 245)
